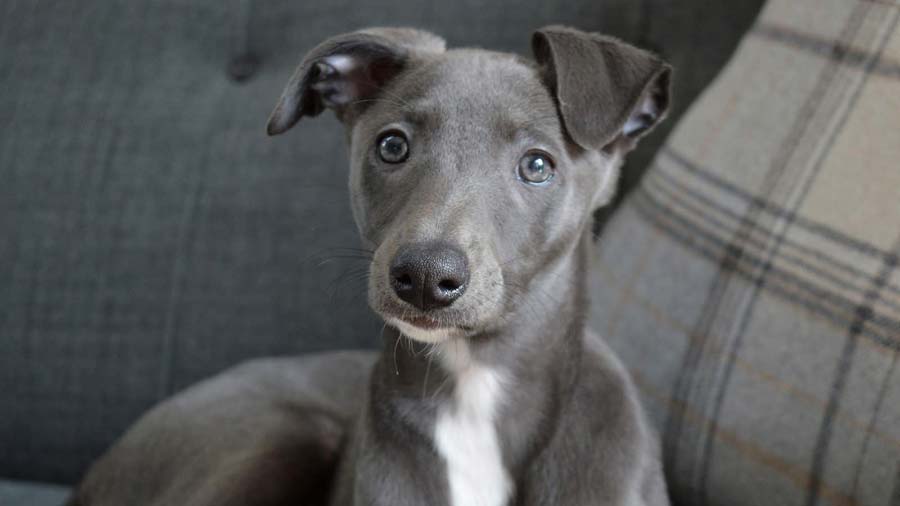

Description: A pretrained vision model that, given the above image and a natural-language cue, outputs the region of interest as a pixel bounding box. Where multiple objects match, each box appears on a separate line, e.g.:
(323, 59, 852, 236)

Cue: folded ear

(531, 26, 671, 152)
(267, 28, 445, 136)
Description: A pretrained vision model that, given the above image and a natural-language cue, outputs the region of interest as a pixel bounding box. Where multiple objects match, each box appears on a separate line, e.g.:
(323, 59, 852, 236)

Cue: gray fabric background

(0, 0, 762, 485)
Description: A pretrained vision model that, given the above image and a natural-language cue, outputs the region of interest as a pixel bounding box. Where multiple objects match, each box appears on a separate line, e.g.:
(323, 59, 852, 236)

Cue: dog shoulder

(576, 330, 670, 506)
(579, 330, 643, 422)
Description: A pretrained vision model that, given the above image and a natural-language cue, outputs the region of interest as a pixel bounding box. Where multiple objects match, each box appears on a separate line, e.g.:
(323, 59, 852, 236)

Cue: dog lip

(401, 316, 444, 330)
(379, 302, 475, 332)
(388, 313, 472, 332)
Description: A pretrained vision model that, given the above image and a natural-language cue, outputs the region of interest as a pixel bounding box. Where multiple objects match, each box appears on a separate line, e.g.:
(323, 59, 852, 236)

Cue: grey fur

(71, 26, 672, 506)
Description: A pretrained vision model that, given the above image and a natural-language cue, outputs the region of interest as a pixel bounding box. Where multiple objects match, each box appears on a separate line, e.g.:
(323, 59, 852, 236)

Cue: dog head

(268, 26, 670, 344)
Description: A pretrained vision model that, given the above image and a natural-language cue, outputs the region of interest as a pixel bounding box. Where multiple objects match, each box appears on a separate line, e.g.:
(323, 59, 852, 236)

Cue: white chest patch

(434, 343, 512, 506)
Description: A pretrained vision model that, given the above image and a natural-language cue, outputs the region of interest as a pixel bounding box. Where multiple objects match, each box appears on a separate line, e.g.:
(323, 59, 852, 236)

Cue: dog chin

(387, 317, 466, 344)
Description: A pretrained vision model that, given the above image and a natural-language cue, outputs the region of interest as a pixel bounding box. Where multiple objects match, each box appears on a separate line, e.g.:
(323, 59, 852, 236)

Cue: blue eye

(517, 151, 555, 185)
(377, 132, 409, 163)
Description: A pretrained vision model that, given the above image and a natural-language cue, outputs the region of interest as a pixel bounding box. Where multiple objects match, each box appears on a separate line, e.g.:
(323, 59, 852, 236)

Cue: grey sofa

(0, 0, 764, 502)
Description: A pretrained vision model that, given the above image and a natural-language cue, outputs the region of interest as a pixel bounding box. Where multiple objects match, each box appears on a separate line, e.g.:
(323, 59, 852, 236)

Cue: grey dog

(70, 25, 672, 506)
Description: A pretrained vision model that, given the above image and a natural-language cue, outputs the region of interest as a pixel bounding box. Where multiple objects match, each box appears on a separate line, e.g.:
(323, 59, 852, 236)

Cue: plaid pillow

(589, 1, 900, 506)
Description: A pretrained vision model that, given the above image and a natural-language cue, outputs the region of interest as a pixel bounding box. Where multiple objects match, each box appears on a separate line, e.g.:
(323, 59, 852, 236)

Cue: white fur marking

(434, 343, 512, 506)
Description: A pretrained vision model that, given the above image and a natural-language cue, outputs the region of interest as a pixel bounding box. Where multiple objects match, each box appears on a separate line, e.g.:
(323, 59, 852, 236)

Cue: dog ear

(267, 28, 445, 136)
(531, 26, 671, 152)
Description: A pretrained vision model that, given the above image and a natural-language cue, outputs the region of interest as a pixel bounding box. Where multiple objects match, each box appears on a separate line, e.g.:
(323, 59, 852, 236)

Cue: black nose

(389, 242, 469, 311)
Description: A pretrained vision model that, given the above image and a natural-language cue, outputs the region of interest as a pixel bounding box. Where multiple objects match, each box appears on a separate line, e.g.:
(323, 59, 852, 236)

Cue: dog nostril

(394, 273, 413, 289)
(437, 279, 461, 292)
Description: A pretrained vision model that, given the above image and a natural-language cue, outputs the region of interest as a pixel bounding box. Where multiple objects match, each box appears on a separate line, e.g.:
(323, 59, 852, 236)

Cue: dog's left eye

(377, 132, 409, 164)
(517, 151, 555, 185)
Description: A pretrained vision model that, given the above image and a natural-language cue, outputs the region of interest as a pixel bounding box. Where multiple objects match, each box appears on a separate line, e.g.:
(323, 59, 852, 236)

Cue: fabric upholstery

(590, 1, 900, 505)
(0, 480, 69, 506)
(0, 0, 763, 486)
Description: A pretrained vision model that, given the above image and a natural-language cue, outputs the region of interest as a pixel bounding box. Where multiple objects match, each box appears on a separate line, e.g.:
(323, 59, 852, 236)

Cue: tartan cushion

(589, 1, 900, 506)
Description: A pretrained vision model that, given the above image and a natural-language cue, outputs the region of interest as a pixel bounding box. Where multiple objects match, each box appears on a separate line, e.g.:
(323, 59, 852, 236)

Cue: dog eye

(376, 132, 409, 164)
(517, 151, 555, 185)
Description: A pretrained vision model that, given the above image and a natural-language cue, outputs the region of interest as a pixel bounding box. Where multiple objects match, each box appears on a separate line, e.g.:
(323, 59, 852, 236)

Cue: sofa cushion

(589, 0, 900, 505)
(0, 480, 69, 506)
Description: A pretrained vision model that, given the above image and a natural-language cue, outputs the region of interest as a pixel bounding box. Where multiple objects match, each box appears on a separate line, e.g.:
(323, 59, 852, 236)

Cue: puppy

(71, 26, 672, 506)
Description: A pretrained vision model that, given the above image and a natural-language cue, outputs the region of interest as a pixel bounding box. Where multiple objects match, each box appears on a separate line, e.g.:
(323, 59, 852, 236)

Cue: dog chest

(434, 349, 512, 506)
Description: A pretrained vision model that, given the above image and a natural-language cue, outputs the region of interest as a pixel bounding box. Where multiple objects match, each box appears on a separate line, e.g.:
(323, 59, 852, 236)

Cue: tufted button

(227, 53, 260, 83)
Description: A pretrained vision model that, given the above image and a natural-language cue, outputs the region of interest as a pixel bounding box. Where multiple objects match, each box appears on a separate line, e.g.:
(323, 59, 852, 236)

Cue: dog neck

(370, 228, 591, 498)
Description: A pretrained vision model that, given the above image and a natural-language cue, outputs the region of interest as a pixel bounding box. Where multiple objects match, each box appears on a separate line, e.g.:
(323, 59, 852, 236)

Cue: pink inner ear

(622, 93, 660, 137)
(311, 54, 390, 107)
(313, 55, 379, 108)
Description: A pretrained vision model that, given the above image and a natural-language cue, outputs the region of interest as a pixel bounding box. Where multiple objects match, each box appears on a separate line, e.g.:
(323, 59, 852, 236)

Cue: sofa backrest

(0, 0, 762, 484)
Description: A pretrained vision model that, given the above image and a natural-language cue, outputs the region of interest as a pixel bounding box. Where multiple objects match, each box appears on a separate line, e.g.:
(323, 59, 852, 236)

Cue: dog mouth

(376, 297, 475, 330)
(385, 317, 469, 344)
(380, 311, 474, 332)
(391, 313, 474, 332)
(400, 315, 445, 330)
(382, 310, 476, 344)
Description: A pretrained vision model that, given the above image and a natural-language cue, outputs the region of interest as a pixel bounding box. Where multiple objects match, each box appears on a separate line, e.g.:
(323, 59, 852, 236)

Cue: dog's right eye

(376, 132, 409, 164)
(517, 151, 555, 185)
